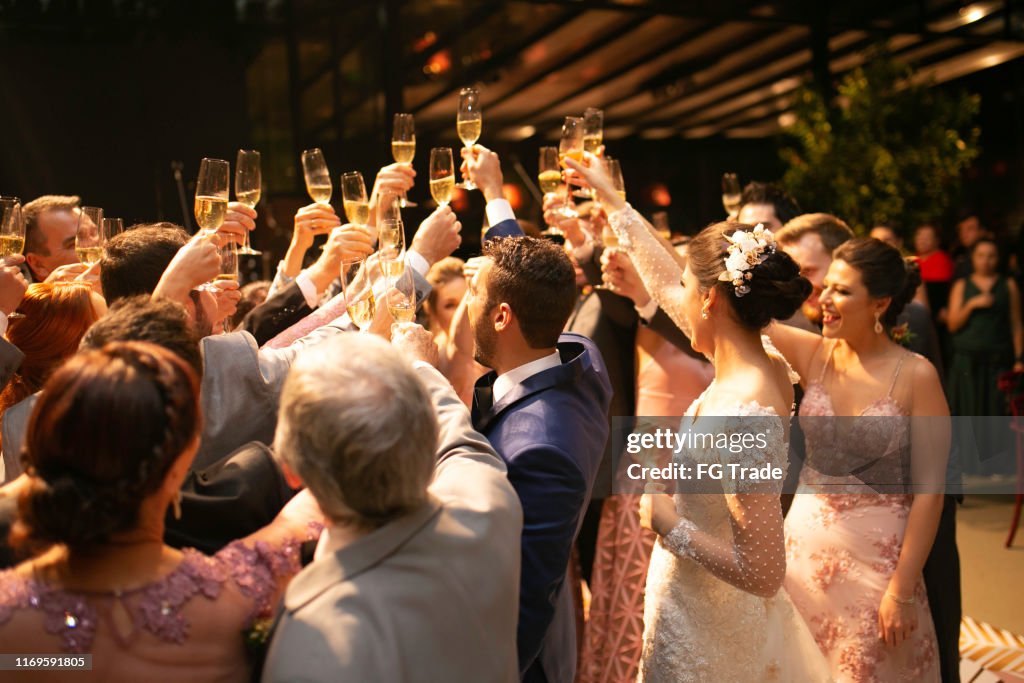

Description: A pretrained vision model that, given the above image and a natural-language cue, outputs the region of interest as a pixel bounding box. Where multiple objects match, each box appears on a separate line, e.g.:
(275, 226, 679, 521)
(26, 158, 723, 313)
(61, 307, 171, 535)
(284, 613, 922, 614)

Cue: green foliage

(780, 46, 980, 236)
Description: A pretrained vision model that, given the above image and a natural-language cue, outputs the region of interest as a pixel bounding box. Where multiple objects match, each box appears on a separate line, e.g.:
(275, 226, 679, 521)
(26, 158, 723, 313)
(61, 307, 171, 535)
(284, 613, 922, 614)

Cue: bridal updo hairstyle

(11, 342, 201, 553)
(833, 237, 922, 327)
(687, 221, 811, 329)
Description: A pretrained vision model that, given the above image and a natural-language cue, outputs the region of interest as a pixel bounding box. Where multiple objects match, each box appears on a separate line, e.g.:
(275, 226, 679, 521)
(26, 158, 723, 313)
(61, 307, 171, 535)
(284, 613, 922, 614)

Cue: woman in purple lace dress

(0, 342, 321, 682)
(768, 238, 949, 682)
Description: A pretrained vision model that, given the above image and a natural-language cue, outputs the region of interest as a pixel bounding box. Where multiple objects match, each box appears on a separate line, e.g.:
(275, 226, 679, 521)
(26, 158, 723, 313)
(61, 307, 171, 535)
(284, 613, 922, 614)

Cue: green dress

(947, 275, 1015, 473)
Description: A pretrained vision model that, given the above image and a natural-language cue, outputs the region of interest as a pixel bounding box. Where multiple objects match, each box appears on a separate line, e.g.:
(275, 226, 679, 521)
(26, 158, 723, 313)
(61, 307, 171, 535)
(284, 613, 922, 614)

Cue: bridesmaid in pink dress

(579, 246, 713, 683)
(0, 343, 321, 683)
(768, 237, 948, 682)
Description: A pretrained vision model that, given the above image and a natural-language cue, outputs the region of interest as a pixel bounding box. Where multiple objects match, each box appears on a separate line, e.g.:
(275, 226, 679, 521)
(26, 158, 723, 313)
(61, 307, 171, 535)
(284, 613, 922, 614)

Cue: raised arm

(763, 322, 824, 387)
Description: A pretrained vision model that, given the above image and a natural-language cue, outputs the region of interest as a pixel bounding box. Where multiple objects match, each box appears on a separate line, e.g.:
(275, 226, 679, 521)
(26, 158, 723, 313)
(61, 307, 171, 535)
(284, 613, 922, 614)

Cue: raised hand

(0, 258, 29, 316)
(601, 248, 651, 306)
(410, 206, 462, 266)
(391, 322, 439, 367)
(306, 224, 375, 294)
(219, 202, 257, 245)
(152, 230, 221, 303)
(564, 152, 624, 212)
(369, 163, 416, 224)
(209, 279, 242, 332)
(460, 144, 504, 202)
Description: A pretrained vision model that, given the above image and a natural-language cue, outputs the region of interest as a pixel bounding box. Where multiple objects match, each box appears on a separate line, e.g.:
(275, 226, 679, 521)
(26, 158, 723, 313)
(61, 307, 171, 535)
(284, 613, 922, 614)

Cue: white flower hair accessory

(718, 223, 776, 297)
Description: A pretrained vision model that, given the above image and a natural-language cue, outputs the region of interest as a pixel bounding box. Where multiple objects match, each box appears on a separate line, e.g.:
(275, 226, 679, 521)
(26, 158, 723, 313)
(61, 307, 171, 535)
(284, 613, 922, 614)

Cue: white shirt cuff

(636, 298, 658, 322)
(0, 313, 7, 337)
(295, 271, 320, 308)
(406, 250, 430, 277)
(485, 198, 516, 227)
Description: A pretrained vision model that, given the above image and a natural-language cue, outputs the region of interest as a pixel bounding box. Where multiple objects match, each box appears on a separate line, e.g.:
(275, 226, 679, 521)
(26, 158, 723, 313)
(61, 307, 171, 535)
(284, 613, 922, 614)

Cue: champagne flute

(556, 116, 584, 218)
(75, 206, 105, 265)
(216, 240, 239, 283)
(538, 147, 561, 195)
(385, 256, 417, 323)
(392, 113, 417, 207)
(0, 197, 24, 260)
(430, 148, 455, 208)
(722, 172, 741, 219)
(576, 108, 604, 198)
(235, 149, 262, 255)
(605, 157, 626, 201)
(340, 256, 376, 332)
(195, 158, 230, 233)
(456, 86, 482, 190)
(341, 171, 370, 226)
(302, 148, 332, 205)
(102, 217, 124, 241)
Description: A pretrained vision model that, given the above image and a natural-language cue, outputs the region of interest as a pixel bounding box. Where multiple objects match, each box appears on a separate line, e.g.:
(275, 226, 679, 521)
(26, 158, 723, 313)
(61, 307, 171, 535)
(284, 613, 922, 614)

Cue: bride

(567, 155, 831, 682)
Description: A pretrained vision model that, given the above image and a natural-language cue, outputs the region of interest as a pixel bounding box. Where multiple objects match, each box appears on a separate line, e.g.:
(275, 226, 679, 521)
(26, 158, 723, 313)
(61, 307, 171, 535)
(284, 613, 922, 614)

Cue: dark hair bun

(18, 471, 144, 550)
(730, 249, 812, 329)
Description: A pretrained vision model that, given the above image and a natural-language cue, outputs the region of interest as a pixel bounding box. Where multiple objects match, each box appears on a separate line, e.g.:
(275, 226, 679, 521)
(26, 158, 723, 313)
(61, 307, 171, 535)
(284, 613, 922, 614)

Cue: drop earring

(874, 312, 883, 334)
(701, 303, 710, 320)
(172, 491, 182, 520)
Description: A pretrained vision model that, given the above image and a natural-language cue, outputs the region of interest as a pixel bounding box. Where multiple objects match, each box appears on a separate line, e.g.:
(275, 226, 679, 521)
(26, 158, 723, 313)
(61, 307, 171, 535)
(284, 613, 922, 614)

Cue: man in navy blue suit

(466, 236, 612, 683)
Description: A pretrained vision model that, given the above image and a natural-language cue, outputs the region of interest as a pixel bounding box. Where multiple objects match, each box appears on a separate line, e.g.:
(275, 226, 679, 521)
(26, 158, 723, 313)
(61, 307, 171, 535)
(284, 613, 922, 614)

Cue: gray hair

(274, 334, 438, 528)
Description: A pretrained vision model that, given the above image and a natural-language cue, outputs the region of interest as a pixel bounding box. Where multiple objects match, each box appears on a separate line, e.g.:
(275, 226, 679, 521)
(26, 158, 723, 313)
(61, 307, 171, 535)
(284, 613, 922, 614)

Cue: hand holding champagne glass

(385, 257, 417, 323)
(0, 197, 24, 260)
(456, 87, 482, 190)
(341, 171, 370, 226)
(302, 148, 332, 205)
(721, 172, 741, 219)
(576, 108, 604, 198)
(75, 206, 105, 265)
(391, 113, 417, 207)
(235, 149, 262, 255)
(340, 256, 376, 332)
(430, 148, 455, 208)
(194, 157, 231, 290)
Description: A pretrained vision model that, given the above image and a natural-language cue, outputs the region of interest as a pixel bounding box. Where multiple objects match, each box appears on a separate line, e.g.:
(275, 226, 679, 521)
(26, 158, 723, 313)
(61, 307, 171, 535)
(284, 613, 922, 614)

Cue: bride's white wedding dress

(637, 398, 830, 682)
(605, 205, 831, 682)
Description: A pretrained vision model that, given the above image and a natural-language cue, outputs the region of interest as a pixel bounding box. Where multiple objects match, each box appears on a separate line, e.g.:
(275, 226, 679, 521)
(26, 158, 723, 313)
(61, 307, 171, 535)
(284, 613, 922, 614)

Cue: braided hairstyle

(687, 221, 811, 330)
(11, 342, 201, 554)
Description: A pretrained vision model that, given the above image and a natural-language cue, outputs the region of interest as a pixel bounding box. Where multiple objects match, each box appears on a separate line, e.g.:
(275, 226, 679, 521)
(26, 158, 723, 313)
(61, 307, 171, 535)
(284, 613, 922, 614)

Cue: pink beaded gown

(784, 341, 940, 682)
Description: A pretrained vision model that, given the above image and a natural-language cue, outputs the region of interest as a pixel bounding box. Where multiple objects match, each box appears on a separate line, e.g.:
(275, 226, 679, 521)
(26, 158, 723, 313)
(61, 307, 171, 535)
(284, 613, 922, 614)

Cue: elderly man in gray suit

(263, 327, 522, 683)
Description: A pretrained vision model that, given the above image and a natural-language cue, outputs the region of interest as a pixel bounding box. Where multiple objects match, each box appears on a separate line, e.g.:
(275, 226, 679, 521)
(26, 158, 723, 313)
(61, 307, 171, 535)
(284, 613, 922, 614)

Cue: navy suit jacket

(472, 333, 611, 683)
(484, 217, 524, 241)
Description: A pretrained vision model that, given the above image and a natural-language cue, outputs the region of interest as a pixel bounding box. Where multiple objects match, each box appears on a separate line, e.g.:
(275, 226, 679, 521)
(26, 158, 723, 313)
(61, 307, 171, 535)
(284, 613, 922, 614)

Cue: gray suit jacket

(1, 317, 355, 479)
(262, 364, 522, 683)
(0, 338, 22, 395)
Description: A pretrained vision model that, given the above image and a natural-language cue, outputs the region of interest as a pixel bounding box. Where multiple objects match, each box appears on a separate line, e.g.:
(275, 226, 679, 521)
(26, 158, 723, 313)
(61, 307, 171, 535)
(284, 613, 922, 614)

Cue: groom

(467, 237, 611, 683)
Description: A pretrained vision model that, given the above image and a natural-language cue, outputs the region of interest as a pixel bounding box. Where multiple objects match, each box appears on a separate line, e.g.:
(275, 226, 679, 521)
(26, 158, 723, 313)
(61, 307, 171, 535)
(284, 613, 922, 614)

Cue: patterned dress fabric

(784, 342, 941, 683)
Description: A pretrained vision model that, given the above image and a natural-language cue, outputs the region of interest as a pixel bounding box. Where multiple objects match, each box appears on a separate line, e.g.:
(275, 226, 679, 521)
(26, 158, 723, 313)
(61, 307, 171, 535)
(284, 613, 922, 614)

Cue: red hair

(0, 282, 100, 444)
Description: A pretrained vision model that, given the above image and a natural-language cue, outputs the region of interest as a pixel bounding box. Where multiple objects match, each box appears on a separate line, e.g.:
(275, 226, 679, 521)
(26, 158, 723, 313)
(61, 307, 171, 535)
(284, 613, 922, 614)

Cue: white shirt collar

(492, 350, 562, 404)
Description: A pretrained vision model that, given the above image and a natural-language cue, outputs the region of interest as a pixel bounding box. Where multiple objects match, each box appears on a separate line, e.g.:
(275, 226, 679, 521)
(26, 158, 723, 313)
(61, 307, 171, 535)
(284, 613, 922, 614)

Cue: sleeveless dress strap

(887, 352, 908, 397)
(817, 339, 836, 384)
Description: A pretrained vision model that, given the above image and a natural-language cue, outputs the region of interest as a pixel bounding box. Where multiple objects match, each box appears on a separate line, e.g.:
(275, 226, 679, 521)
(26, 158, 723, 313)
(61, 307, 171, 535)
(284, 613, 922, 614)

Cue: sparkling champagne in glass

(556, 117, 584, 218)
(605, 157, 626, 201)
(302, 148, 332, 205)
(392, 113, 417, 207)
(430, 148, 455, 207)
(75, 206, 105, 264)
(456, 86, 481, 190)
(235, 149, 262, 255)
(341, 171, 370, 226)
(385, 257, 417, 323)
(340, 257, 375, 332)
(576, 108, 604, 198)
(0, 197, 24, 260)
(538, 147, 561, 194)
(195, 158, 230, 232)
(722, 172, 741, 219)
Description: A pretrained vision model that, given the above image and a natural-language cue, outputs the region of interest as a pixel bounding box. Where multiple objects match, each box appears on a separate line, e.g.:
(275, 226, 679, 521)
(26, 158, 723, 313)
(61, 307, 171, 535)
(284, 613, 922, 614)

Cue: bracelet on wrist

(885, 591, 915, 605)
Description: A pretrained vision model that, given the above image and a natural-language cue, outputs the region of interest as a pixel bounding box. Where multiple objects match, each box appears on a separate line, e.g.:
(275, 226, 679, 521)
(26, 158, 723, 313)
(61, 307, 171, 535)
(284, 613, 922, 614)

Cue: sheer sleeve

(660, 413, 788, 598)
(608, 203, 687, 332)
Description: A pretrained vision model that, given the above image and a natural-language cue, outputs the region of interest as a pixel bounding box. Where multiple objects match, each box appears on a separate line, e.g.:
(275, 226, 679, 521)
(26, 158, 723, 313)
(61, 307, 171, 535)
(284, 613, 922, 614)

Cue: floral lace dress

(607, 205, 831, 682)
(0, 535, 314, 683)
(784, 341, 940, 682)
